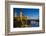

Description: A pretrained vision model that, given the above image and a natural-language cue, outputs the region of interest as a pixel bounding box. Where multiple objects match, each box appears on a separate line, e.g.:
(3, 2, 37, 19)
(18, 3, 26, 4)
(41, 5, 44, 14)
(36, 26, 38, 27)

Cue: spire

(20, 11, 22, 17)
(20, 9, 23, 17)
(15, 12, 17, 17)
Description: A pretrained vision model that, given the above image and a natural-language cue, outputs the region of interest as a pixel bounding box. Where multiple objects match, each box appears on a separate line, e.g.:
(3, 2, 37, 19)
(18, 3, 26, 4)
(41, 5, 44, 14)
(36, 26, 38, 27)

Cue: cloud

(27, 16, 39, 19)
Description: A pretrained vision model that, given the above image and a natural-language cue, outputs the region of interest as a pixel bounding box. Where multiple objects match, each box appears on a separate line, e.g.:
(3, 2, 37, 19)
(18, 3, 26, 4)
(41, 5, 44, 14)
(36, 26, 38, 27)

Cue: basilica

(13, 11, 30, 27)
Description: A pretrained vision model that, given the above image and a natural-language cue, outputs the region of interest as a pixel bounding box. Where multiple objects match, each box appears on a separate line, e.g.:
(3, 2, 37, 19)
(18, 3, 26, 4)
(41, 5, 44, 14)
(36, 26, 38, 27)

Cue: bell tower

(20, 11, 23, 22)
(20, 12, 22, 17)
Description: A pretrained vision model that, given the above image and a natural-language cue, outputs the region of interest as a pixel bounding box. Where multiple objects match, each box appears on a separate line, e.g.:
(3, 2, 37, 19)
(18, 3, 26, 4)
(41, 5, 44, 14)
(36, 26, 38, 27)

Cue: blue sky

(13, 8, 39, 19)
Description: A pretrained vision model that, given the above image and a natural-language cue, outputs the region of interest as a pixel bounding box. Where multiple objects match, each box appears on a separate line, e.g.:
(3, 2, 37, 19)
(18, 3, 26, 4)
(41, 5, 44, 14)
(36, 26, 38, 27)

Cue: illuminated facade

(14, 11, 28, 27)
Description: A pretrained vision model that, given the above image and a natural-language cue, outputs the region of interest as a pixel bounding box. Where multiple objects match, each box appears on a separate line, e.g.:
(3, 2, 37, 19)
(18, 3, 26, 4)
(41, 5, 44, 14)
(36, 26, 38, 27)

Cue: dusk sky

(13, 8, 39, 19)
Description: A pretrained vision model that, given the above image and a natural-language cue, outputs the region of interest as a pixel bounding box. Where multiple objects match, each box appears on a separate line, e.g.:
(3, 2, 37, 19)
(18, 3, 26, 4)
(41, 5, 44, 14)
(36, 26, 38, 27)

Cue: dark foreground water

(13, 19, 39, 28)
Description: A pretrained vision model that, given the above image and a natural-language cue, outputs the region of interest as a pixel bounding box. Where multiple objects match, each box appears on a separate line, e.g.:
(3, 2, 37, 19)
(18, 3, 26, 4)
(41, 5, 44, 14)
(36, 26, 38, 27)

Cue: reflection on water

(30, 21, 39, 27)
(27, 19, 39, 27)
